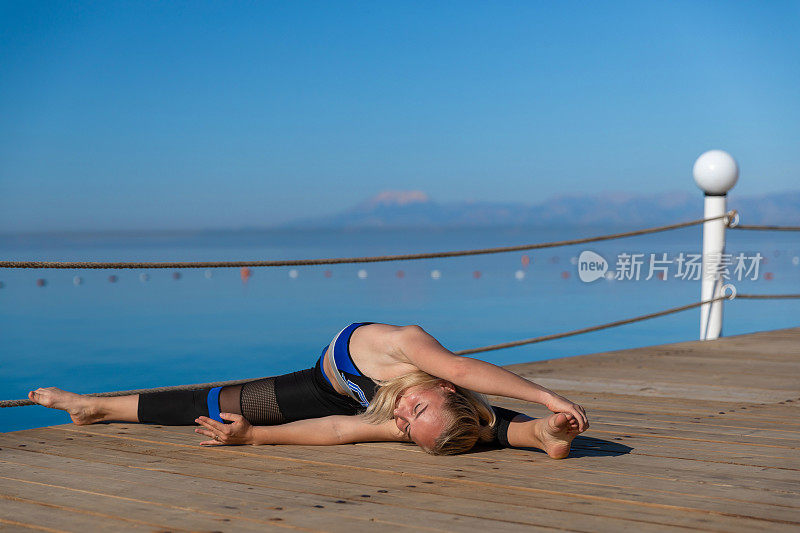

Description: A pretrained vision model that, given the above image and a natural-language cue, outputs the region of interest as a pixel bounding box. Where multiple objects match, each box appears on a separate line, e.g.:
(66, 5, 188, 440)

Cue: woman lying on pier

(29, 322, 588, 457)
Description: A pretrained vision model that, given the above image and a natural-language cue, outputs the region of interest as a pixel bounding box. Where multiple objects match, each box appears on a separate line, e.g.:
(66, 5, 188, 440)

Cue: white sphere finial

(693, 150, 739, 195)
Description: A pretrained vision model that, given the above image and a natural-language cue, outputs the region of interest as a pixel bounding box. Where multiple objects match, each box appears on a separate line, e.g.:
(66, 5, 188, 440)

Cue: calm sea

(1, 225, 798, 431)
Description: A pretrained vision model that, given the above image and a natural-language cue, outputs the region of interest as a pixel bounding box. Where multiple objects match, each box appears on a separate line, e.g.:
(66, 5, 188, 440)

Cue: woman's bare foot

(29, 387, 106, 425)
(537, 412, 580, 459)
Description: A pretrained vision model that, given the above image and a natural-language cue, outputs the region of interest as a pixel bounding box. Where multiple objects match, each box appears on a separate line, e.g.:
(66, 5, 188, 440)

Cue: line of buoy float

(9, 268, 565, 288)
(9, 255, 794, 289)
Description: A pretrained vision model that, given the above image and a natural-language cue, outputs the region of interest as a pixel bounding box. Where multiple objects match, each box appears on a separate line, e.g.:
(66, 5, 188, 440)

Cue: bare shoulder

(350, 323, 413, 358)
(349, 323, 419, 378)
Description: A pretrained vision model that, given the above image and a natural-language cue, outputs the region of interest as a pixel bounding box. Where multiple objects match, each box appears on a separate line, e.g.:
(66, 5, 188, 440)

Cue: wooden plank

(5, 427, 797, 531)
(53, 419, 800, 472)
(570, 411, 800, 436)
(0, 432, 767, 532)
(15, 424, 800, 497)
(0, 434, 680, 524)
(507, 377, 795, 403)
(107, 420, 800, 492)
(0, 495, 154, 532)
(0, 467, 441, 533)
(491, 397, 800, 428)
(0, 440, 648, 531)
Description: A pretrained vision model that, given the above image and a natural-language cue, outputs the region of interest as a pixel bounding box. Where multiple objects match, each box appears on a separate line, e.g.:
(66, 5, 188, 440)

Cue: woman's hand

(194, 413, 255, 446)
(543, 394, 589, 432)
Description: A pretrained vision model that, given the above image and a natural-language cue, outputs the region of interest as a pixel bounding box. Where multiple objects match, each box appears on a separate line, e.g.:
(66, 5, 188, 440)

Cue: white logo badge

(577, 250, 608, 282)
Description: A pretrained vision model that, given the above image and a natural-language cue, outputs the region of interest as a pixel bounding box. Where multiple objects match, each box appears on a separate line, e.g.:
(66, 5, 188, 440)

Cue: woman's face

(393, 381, 455, 450)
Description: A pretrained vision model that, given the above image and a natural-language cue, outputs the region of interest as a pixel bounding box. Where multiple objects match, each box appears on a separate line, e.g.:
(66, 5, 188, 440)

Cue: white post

(693, 150, 739, 340)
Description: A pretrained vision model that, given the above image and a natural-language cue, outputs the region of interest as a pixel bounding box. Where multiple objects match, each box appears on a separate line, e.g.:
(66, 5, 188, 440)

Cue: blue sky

(1, 1, 798, 231)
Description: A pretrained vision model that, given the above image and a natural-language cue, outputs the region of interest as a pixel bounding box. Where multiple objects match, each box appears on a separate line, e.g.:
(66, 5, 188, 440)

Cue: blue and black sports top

(318, 322, 378, 407)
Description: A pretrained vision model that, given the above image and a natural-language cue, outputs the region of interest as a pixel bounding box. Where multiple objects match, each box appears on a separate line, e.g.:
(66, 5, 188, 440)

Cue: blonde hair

(363, 371, 496, 455)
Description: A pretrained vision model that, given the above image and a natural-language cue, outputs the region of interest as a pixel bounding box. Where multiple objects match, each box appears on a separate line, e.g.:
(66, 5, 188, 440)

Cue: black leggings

(137, 359, 363, 426)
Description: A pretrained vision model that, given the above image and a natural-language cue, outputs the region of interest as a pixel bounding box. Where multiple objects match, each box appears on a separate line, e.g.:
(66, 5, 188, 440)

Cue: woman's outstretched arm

(394, 325, 589, 431)
(194, 413, 405, 446)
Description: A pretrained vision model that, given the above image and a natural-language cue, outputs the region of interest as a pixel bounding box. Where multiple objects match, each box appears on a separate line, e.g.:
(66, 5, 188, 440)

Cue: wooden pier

(2, 327, 799, 532)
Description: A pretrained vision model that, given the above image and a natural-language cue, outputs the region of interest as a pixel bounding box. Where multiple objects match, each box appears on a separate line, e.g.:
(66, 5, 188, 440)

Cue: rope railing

(0, 293, 734, 408)
(455, 295, 731, 355)
(736, 293, 800, 300)
(730, 224, 800, 231)
(0, 212, 735, 270)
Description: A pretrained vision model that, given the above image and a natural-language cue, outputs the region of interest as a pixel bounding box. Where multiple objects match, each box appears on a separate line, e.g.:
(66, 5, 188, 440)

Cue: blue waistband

(207, 386, 222, 422)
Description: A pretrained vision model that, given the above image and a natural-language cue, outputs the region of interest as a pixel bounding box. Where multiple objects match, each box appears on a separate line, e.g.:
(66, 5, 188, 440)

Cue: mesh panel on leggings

(240, 377, 285, 425)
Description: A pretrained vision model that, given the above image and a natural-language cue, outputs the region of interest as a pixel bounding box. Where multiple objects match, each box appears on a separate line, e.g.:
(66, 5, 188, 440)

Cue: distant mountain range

(280, 190, 800, 229)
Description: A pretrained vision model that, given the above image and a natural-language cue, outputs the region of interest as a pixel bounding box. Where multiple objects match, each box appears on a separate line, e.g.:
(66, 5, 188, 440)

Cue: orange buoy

(764, 272, 774, 281)
(521, 254, 530, 267)
(240, 267, 251, 283)
(324, 270, 332, 278)
(108, 275, 118, 283)
(473, 270, 481, 279)
(396, 270, 405, 278)
(36, 278, 47, 287)
(172, 272, 182, 280)
(657, 272, 665, 281)
(560, 271, 570, 279)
